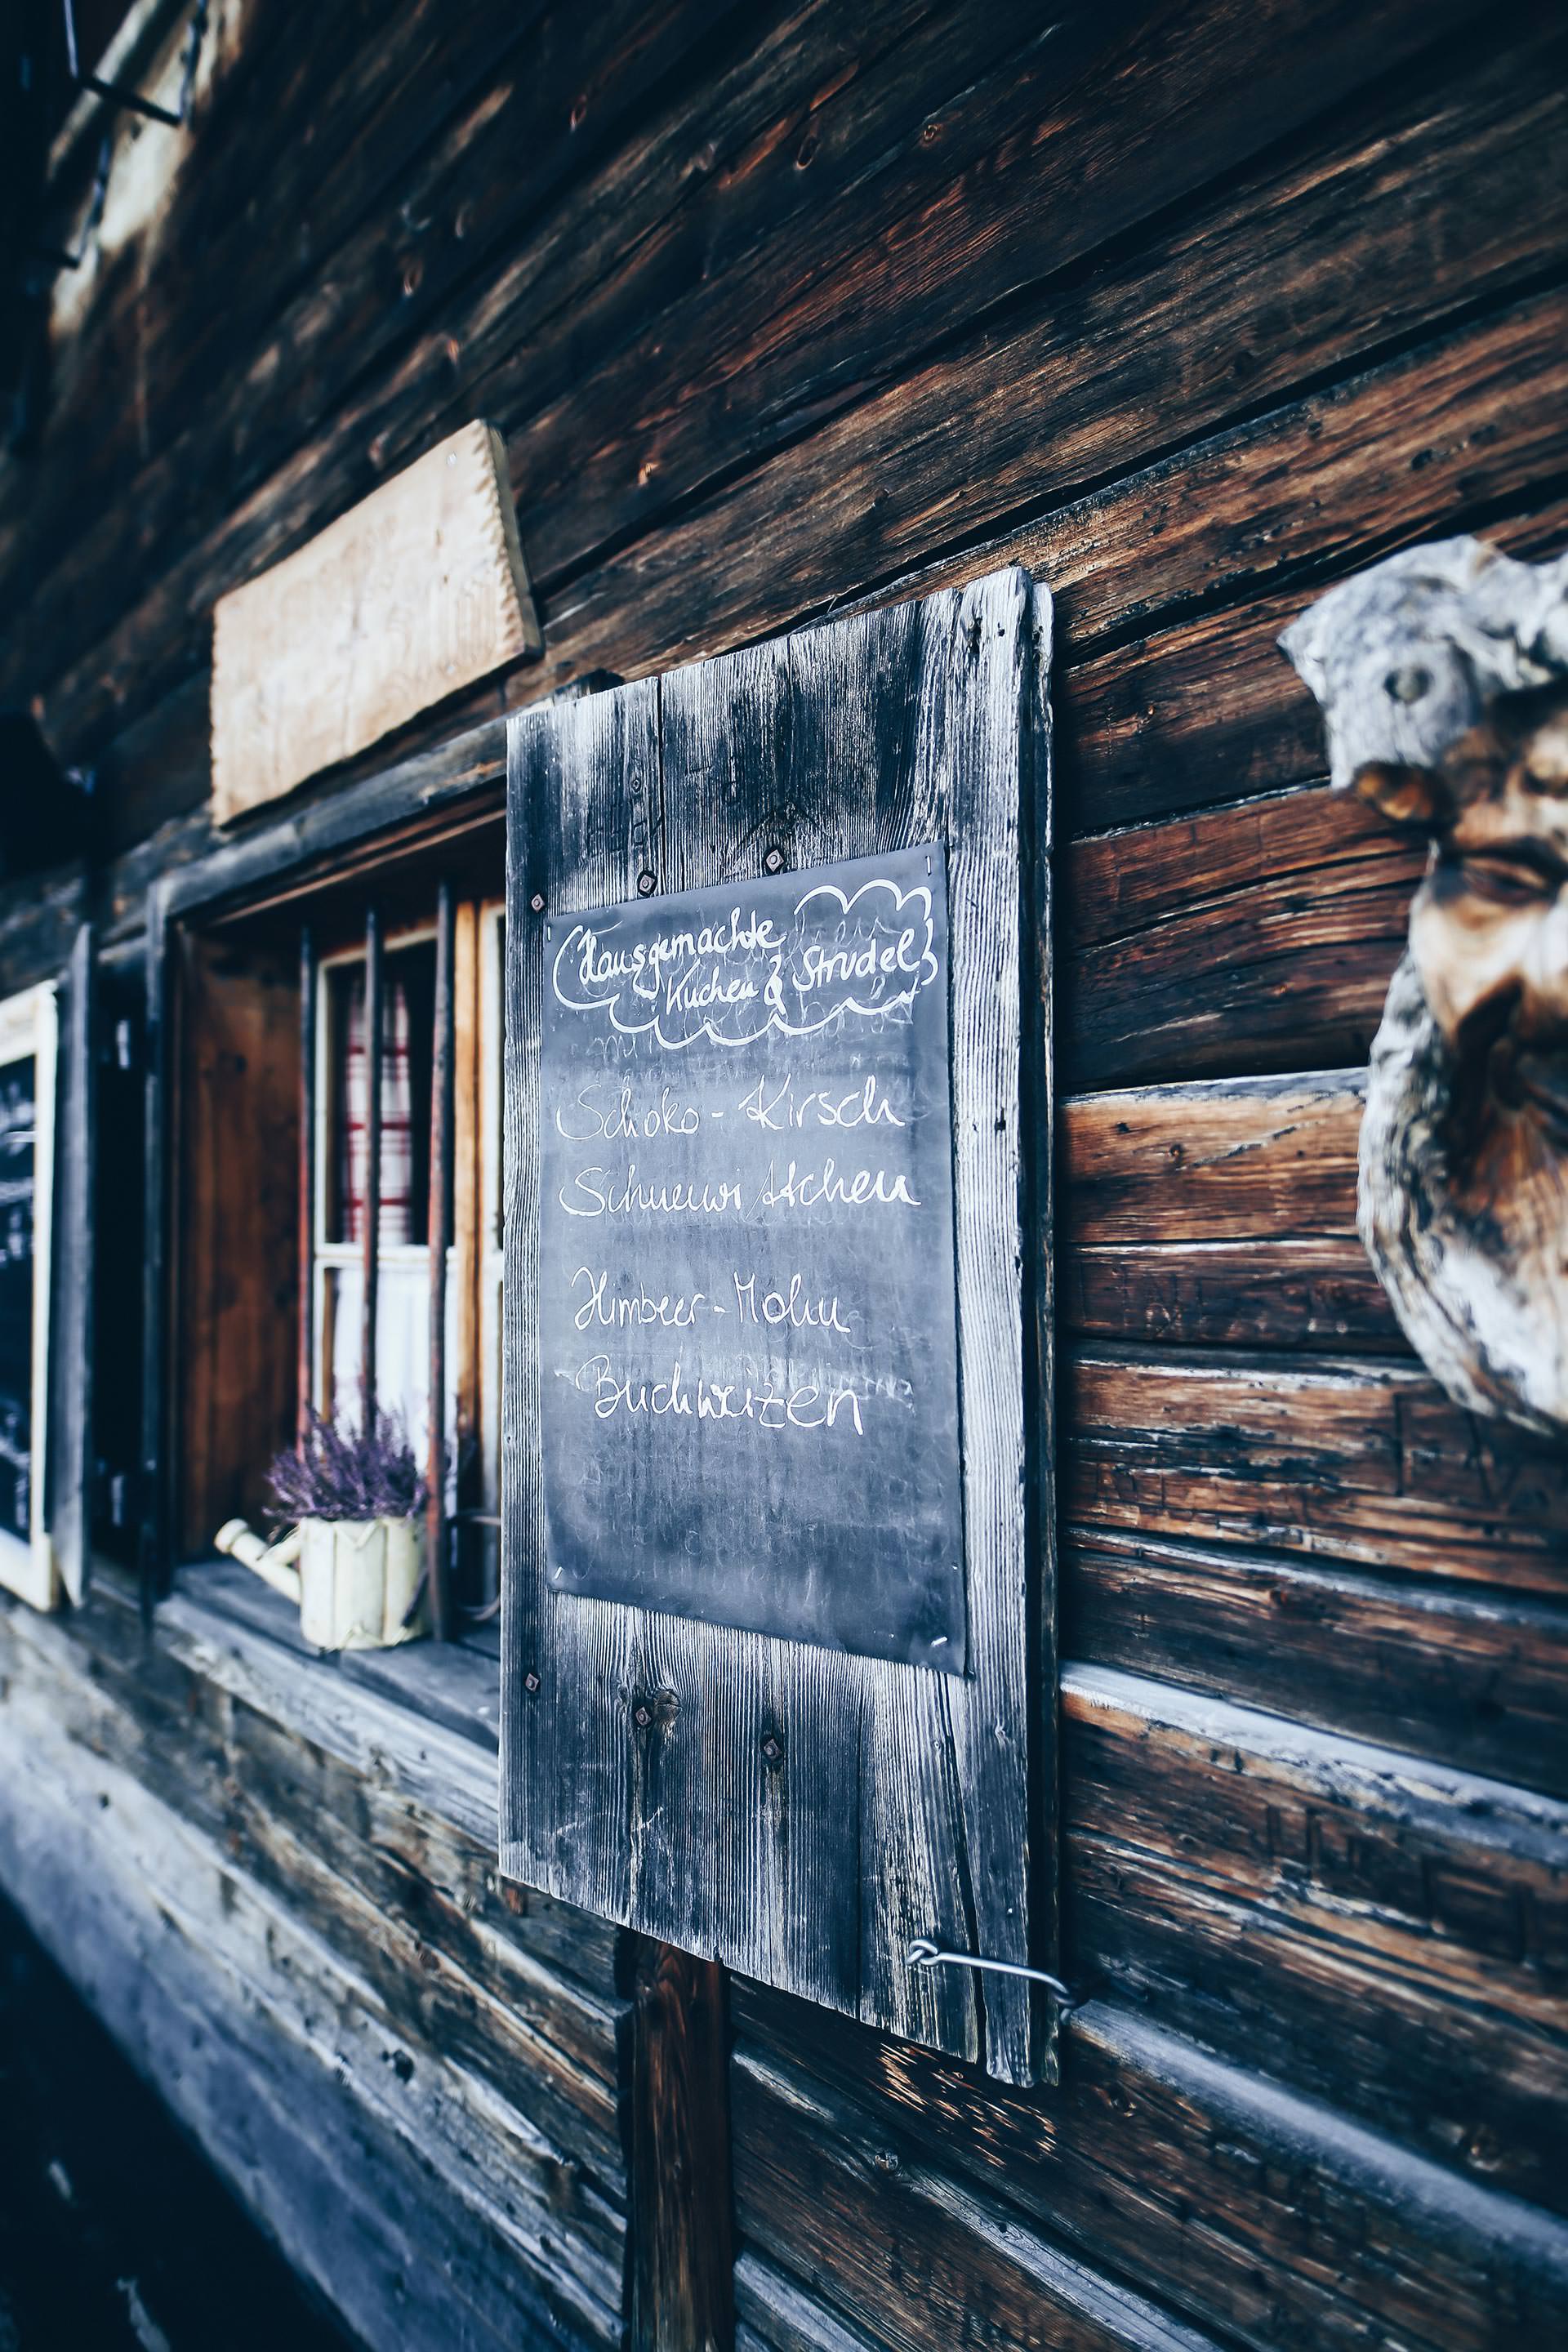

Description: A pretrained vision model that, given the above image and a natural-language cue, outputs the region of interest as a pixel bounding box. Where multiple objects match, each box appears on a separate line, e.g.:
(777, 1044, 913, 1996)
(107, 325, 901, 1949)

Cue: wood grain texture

(1063, 1530, 1568, 1798)
(1062, 786, 1421, 1088)
(1067, 1346, 1568, 1591)
(19, 0, 1559, 788)
(622, 1941, 735, 2352)
(7, 6, 1568, 2350)
(730, 1984, 1568, 2352)
(173, 931, 301, 1556)
(1062, 1665, 1568, 2211)
(505, 575, 1052, 2081)
(0, 1583, 626, 2352)
(210, 422, 539, 823)
(1060, 1073, 1397, 1349)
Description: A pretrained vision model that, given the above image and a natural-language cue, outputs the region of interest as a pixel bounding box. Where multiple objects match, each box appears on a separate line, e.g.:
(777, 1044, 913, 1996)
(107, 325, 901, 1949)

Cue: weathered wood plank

(1062, 1530, 1568, 1798)
(734, 2255, 884, 2352)
(505, 573, 1052, 2082)
(1067, 1347, 1568, 1592)
(2, 0, 559, 604)
(24, 0, 1563, 773)
(1059, 489, 1568, 839)
(1059, 1072, 1395, 1349)
(1061, 1072, 1364, 1241)
(1062, 786, 1419, 1088)
(622, 1941, 735, 2352)
(1062, 1666, 1568, 2209)
(732, 2044, 1227, 2352)
(3, 0, 1020, 696)
(729, 1984, 1568, 2352)
(0, 1598, 622, 2350)
(488, 12, 1567, 706)
(210, 421, 539, 823)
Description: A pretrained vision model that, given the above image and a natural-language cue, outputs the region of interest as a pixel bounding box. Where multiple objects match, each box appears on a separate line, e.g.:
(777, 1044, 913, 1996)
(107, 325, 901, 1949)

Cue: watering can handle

(215, 1518, 304, 1605)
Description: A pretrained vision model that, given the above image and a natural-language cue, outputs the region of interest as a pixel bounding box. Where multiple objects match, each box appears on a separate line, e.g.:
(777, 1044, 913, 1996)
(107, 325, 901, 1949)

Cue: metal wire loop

(905, 1938, 1081, 2011)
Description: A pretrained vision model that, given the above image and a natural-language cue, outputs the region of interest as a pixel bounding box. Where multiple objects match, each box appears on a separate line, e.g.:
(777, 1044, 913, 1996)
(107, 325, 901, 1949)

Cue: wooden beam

(297, 923, 316, 1450)
(426, 882, 454, 1641)
(621, 1939, 734, 2352)
(360, 906, 381, 1429)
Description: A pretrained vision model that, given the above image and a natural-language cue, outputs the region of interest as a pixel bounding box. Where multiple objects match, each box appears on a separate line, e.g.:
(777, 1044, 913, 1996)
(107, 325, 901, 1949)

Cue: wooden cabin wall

(0, 1, 1566, 2347)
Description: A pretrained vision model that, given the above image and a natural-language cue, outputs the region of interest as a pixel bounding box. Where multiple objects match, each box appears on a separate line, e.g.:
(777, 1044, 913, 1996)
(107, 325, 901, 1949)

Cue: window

(310, 904, 505, 1612)
(167, 799, 507, 1627)
(0, 982, 58, 1610)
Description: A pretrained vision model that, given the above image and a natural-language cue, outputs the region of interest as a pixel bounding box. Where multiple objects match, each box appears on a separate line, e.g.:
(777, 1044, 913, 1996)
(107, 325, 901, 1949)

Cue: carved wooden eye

(1385, 664, 1432, 704)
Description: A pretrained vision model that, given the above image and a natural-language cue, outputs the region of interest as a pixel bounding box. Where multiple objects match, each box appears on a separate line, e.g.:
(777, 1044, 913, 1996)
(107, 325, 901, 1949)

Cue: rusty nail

(636, 869, 658, 897)
(760, 1731, 784, 1766)
(633, 1701, 654, 1729)
(523, 1670, 541, 1695)
(530, 891, 546, 913)
(762, 845, 786, 875)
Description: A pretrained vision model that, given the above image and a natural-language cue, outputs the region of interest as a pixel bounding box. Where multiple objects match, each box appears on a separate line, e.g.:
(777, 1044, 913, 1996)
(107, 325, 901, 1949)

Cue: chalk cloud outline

(550, 867, 941, 1051)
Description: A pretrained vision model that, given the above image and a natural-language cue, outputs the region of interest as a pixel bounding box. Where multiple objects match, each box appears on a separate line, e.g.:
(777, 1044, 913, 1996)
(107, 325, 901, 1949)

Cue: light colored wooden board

(211, 421, 541, 824)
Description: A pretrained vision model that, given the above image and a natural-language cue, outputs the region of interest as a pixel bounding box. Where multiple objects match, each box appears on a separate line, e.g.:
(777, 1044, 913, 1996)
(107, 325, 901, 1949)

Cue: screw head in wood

(636, 869, 658, 897)
(530, 892, 546, 913)
(762, 845, 786, 875)
(523, 1669, 541, 1695)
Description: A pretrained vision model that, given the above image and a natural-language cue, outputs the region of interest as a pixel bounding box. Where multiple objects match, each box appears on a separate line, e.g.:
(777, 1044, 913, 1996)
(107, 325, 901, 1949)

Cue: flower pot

(216, 1514, 426, 1650)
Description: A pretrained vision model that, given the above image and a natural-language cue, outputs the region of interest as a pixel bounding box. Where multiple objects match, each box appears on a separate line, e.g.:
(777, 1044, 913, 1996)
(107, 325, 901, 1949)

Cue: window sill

(153, 1557, 501, 1851)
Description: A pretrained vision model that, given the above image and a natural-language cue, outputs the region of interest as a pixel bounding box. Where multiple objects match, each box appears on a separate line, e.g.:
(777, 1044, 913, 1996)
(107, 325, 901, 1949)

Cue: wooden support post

(360, 905, 382, 1429)
(297, 924, 316, 1451)
(621, 1940, 735, 2352)
(426, 882, 455, 1640)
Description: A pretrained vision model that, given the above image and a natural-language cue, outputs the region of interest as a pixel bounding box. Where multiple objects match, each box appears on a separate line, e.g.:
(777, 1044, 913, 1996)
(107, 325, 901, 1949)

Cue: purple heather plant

(265, 1407, 426, 1527)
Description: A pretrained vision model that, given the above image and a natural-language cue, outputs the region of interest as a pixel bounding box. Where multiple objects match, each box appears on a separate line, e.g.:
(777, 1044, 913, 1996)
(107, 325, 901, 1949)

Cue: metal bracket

(905, 1938, 1082, 2011)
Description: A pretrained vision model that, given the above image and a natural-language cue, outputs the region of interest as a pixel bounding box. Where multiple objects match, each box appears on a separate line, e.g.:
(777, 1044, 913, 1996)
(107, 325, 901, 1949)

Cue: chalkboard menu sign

(0, 982, 57, 1610)
(539, 844, 965, 1671)
(505, 570, 1055, 2083)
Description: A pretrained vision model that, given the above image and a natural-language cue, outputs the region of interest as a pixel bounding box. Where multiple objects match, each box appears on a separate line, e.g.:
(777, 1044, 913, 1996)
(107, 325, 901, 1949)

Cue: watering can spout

(215, 1517, 304, 1604)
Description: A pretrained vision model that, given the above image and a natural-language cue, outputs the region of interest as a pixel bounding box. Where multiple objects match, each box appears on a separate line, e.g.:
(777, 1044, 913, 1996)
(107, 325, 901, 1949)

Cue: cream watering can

(215, 1515, 426, 1650)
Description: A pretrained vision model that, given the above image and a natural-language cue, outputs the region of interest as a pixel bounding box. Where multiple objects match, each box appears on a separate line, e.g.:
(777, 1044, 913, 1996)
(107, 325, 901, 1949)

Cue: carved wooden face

(1282, 540, 1568, 1436)
(1365, 692, 1568, 1160)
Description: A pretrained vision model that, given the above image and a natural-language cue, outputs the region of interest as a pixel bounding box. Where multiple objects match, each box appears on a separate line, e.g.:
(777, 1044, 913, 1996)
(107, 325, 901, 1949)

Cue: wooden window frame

(140, 723, 510, 1610)
(0, 980, 60, 1610)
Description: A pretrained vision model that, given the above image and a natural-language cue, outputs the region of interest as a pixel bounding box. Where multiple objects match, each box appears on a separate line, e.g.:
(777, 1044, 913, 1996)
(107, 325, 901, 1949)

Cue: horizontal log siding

(0, 2, 1565, 2350)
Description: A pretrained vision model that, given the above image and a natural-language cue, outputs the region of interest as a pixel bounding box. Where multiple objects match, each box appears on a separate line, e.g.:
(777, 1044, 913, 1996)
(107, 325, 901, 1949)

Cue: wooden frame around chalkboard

(0, 981, 60, 1612)
(501, 568, 1056, 2084)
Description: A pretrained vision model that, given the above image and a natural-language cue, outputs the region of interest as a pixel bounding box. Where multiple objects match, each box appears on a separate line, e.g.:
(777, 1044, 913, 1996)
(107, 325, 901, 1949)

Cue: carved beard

(1361, 956, 1568, 1437)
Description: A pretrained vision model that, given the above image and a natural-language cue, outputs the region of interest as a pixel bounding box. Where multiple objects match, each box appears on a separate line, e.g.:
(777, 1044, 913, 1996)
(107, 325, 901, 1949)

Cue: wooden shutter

(501, 570, 1055, 2082)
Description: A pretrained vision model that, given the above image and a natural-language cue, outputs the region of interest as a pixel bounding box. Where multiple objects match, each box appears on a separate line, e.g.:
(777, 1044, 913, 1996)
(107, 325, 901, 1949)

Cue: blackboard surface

(0, 1056, 36, 1546)
(539, 843, 965, 1670)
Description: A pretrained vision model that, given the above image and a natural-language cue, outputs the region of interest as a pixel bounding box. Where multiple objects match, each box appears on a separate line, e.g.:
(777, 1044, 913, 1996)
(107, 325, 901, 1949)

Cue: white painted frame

(0, 982, 60, 1610)
(310, 911, 506, 1540)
